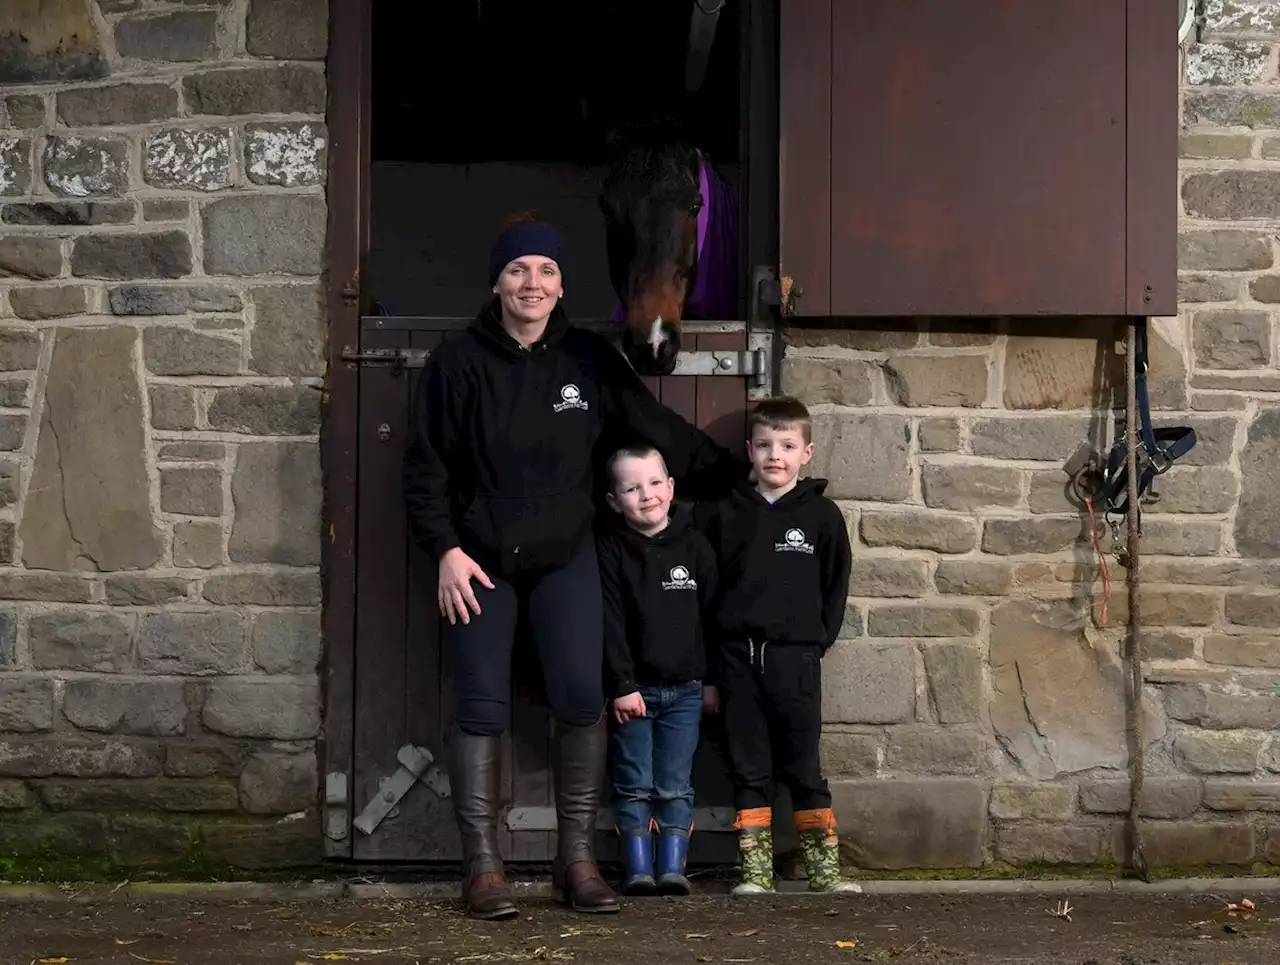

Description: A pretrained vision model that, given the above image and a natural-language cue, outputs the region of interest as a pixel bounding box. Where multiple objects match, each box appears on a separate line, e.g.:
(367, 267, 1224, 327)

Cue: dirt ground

(0, 892, 1275, 965)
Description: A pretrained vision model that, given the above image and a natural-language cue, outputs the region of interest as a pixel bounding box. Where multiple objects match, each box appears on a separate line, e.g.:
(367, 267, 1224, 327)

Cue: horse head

(599, 133, 702, 377)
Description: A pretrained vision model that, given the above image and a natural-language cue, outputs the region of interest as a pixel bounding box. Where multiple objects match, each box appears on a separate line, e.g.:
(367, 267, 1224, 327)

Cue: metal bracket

(670, 333, 773, 397)
(340, 346, 430, 375)
(324, 771, 349, 847)
(506, 805, 736, 833)
(352, 744, 452, 837)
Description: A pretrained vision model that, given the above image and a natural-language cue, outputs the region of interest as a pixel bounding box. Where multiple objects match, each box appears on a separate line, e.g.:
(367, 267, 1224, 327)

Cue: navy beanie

(488, 221, 564, 286)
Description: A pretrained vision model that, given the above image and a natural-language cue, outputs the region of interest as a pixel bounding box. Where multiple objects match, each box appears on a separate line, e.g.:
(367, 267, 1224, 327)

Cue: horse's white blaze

(648, 316, 666, 356)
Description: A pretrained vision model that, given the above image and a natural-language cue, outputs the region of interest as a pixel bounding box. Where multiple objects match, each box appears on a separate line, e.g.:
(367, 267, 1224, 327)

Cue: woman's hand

(702, 685, 720, 715)
(612, 691, 647, 725)
(438, 547, 495, 625)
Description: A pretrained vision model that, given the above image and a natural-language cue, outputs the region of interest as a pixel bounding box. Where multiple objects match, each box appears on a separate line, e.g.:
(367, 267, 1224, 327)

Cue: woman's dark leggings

(444, 542, 605, 736)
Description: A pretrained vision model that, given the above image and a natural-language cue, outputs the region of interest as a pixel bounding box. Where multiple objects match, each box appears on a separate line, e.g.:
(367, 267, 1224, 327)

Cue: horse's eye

(689, 198, 703, 216)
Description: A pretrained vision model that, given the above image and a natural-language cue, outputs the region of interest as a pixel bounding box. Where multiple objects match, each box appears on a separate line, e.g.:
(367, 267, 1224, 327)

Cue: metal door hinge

(670, 332, 773, 396)
(352, 743, 451, 837)
(340, 346, 429, 375)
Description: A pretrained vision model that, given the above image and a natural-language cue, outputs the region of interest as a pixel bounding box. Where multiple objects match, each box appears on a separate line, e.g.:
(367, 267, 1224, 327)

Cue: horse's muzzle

(622, 320, 681, 377)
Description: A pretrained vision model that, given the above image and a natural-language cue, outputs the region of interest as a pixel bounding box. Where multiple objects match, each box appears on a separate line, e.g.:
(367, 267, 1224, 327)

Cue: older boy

(699, 397, 858, 895)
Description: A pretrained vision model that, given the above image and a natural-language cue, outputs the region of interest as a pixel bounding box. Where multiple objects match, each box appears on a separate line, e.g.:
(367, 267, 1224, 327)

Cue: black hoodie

(699, 478, 852, 652)
(403, 300, 748, 576)
(597, 505, 719, 699)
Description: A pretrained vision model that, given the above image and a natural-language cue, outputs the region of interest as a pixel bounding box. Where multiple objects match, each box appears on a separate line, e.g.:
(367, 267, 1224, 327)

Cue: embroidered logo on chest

(552, 383, 589, 413)
(775, 527, 815, 555)
(662, 564, 697, 591)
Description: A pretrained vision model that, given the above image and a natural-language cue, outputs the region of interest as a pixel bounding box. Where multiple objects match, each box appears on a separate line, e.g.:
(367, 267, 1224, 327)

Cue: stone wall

(0, 0, 329, 872)
(776, 5, 1280, 871)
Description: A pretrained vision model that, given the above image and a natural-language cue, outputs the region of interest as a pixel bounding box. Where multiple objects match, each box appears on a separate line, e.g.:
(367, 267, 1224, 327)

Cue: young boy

(597, 443, 719, 897)
(698, 397, 858, 895)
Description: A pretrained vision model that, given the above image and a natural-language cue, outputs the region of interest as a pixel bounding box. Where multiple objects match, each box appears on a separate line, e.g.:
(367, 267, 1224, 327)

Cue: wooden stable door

(347, 317, 757, 864)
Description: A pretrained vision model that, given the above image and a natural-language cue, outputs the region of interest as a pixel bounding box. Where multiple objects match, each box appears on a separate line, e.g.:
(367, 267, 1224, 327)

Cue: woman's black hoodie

(699, 477, 852, 652)
(402, 300, 748, 576)
(597, 505, 719, 699)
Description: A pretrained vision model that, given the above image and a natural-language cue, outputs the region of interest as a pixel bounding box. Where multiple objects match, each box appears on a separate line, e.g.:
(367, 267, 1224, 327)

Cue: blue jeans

(608, 681, 703, 836)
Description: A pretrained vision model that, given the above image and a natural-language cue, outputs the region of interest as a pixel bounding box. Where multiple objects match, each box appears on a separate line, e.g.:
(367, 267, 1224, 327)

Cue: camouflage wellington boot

(796, 808, 861, 894)
(731, 807, 775, 896)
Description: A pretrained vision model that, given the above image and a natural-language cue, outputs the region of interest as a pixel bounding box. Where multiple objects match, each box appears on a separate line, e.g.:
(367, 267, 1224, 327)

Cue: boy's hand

(613, 691, 647, 724)
(702, 685, 720, 715)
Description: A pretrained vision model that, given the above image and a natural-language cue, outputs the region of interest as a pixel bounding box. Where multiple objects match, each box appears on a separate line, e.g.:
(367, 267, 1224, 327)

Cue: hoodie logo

(776, 527, 815, 555)
(553, 383, 589, 413)
(662, 565, 697, 591)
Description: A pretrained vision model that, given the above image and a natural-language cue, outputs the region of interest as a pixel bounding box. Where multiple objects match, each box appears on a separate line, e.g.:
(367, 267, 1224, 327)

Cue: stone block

(868, 604, 979, 638)
(838, 604, 863, 640)
(0, 415, 24, 450)
(210, 385, 319, 434)
(1185, 171, 1280, 220)
(0, 738, 164, 778)
(227, 441, 321, 565)
(137, 611, 246, 674)
(40, 778, 238, 812)
(819, 733, 879, 777)
(779, 357, 874, 406)
(202, 571, 320, 606)
(785, 326, 918, 351)
(989, 783, 1076, 820)
(1080, 778, 1202, 819)
(143, 127, 232, 191)
(918, 417, 960, 452)
(203, 195, 324, 276)
(5, 94, 45, 129)
(994, 824, 1112, 865)
(1003, 336, 1120, 410)
(1180, 229, 1273, 271)
(805, 413, 911, 502)
(1180, 132, 1254, 159)
(1138, 589, 1220, 627)
(860, 510, 976, 553)
(3, 200, 134, 226)
(0, 574, 92, 603)
(0, 778, 32, 809)
(0, 459, 18, 510)
(934, 561, 1014, 596)
(148, 351, 236, 399)
(1167, 683, 1280, 730)
(0, 136, 31, 196)
(0, 814, 109, 860)
(166, 742, 245, 778)
(29, 610, 132, 672)
(821, 643, 915, 724)
(142, 199, 189, 222)
(1185, 90, 1280, 128)
(1193, 310, 1271, 370)
(71, 232, 192, 280)
(0, 331, 39, 371)
(990, 599, 1165, 779)
(884, 725, 987, 774)
(1271, 827, 1280, 863)
(0, 380, 29, 408)
(21, 327, 165, 571)
(248, 284, 326, 377)
(115, 11, 217, 62)
(244, 122, 329, 188)
(1236, 408, 1280, 557)
(57, 83, 178, 126)
(1145, 466, 1239, 514)
(43, 136, 129, 197)
(202, 676, 320, 739)
(1226, 591, 1280, 626)
(1205, 634, 1280, 667)
(1180, 274, 1240, 302)
(240, 746, 317, 814)
(251, 611, 321, 674)
(921, 462, 1022, 511)
(1204, 780, 1280, 811)
(63, 678, 187, 737)
(829, 778, 987, 869)
(1206, 1, 1280, 34)
(159, 443, 224, 462)
(1252, 275, 1280, 302)
(1134, 822, 1255, 867)
(1145, 631, 1197, 661)
(110, 814, 196, 869)
(922, 643, 982, 724)
(1185, 40, 1270, 83)
(969, 415, 1091, 461)
(849, 557, 930, 598)
(0, 236, 63, 279)
(0, 0, 108, 84)
(9, 286, 86, 320)
(200, 817, 322, 869)
(105, 576, 189, 606)
(112, 284, 240, 316)
(982, 517, 1085, 555)
(149, 385, 197, 431)
(1027, 471, 1078, 514)
(0, 676, 54, 732)
(160, 467, 224, 517)
(247, 0, 329, 58)
(184, 65, 326, 116)
(883, 356, 988, 407)
(175, 522, 224, 568)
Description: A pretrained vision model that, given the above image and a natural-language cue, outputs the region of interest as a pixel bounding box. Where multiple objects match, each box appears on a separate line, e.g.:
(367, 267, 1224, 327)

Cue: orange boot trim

(794, 807, 838, 835)
(733, 807, 772, 830)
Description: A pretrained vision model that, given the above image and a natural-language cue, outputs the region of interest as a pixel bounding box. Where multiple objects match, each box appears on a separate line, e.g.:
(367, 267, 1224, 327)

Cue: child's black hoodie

(699, 477, 852, 652)
(597, 504, 719, 699)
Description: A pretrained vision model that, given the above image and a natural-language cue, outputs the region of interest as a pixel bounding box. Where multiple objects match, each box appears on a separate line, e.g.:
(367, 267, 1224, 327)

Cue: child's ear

(605, 492, 620, 512)
(801, 442, 815, 464)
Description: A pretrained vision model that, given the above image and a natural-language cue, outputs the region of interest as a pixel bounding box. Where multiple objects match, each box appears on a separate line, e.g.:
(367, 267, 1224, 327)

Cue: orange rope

(1085, 494, 1111, 627)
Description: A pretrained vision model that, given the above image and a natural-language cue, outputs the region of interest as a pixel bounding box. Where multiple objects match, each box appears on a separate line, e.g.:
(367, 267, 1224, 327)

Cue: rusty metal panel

(827, 1, 1134, 317)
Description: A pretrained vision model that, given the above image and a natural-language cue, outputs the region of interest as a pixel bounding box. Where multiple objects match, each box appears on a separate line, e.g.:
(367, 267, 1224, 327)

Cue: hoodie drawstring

(747, 637, 768, 672)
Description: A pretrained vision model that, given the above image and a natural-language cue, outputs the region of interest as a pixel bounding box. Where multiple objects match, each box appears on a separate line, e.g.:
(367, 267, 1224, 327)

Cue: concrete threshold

(3, 876, 1280, 903)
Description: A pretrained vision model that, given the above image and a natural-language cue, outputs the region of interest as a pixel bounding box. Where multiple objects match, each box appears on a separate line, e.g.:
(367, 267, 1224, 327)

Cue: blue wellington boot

(656, 830, 691, 895)
(621, 832, 657, 896)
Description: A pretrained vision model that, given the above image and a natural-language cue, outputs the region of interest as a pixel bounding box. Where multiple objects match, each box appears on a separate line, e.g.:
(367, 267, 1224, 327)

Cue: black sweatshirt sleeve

(597, 533, 637, 699)
(818, 500, 853, 651)
(402, 357, 463, 561)
(596, 339, 749, 501)
(695, 532, 722, 687)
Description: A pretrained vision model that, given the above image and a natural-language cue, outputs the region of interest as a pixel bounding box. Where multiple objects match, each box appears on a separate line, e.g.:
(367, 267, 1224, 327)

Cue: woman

(403, 219, 747, 919)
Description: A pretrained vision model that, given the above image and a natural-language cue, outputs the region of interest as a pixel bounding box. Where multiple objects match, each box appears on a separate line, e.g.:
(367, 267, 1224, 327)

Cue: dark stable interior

(372, 0, 742, 164)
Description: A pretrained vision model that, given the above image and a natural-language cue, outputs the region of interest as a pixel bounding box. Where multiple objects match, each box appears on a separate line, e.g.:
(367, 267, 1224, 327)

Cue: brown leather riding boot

(550, 713, 620, 914)
(449, 730, 518, 920)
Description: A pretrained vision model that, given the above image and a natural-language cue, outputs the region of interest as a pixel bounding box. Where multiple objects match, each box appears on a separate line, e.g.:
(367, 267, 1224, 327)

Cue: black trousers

(720, 638, 831, 812)
(444, 542, 605, 736)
